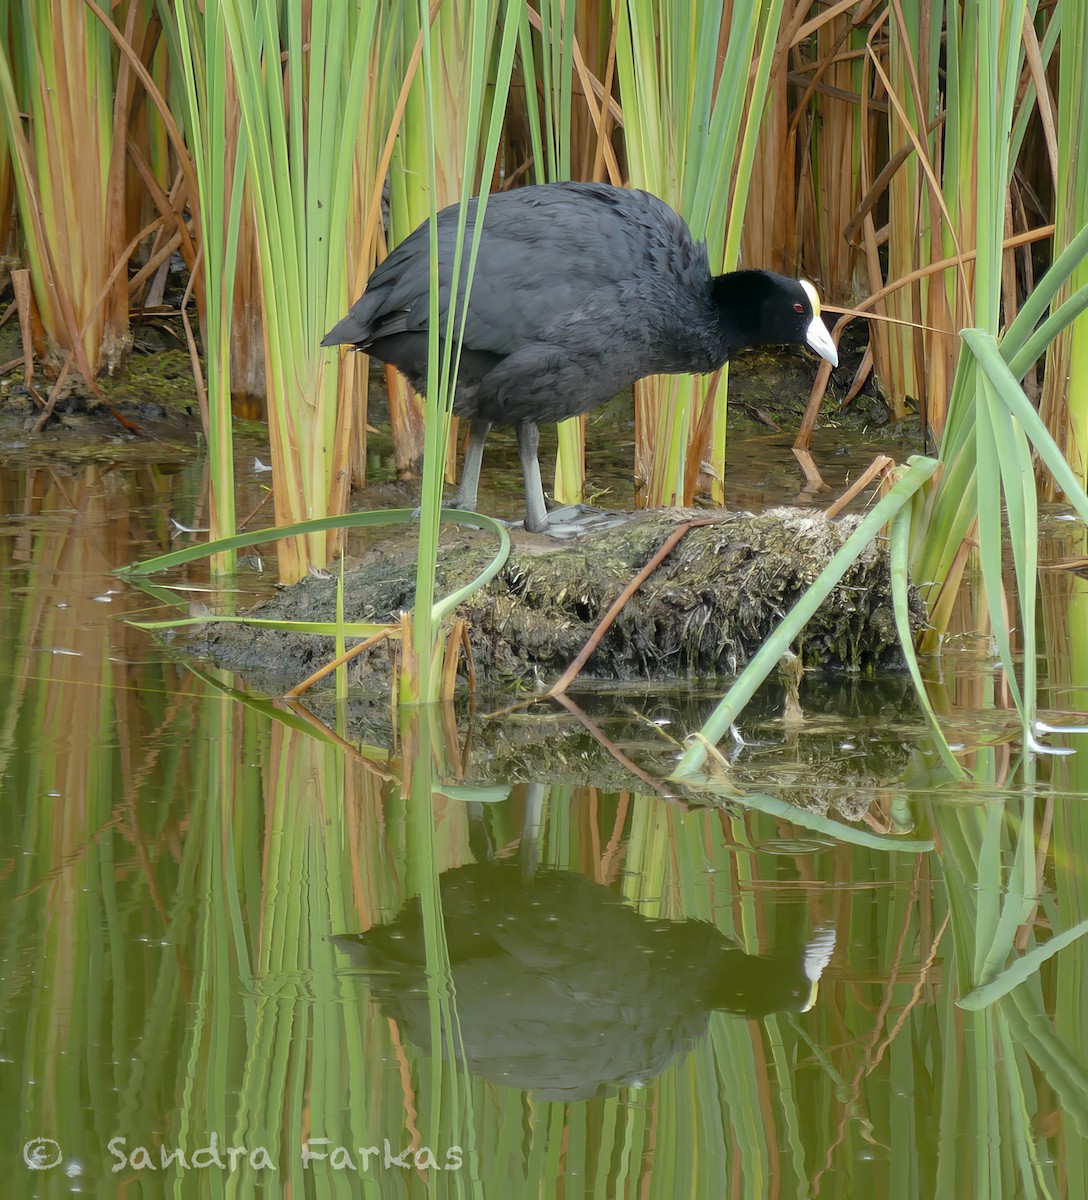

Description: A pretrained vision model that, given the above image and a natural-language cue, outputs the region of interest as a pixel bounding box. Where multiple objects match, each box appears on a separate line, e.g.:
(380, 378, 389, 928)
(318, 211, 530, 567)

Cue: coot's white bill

(805, 314, 838, 367)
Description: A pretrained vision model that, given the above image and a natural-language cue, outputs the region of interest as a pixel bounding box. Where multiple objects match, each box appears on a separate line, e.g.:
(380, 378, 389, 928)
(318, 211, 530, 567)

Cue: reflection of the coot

(334, 862, 834, 1101)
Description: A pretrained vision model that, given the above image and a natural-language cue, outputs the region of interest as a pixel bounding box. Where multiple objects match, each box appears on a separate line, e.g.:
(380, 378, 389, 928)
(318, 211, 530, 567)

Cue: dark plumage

(333, 863, 836, 1100)
(323, 182, 838, 533)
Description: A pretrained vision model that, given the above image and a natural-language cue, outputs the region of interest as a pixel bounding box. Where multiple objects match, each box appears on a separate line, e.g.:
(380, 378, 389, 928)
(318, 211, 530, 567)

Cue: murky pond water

(2, 438, 1087, 1198)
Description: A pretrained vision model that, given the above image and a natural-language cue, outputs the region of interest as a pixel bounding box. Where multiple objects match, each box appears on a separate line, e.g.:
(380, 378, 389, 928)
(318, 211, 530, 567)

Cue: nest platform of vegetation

(194, 505, 923, 696)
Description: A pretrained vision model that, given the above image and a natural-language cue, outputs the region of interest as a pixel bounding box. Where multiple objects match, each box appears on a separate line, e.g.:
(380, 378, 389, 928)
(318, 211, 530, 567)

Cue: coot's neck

(703, 947, 812, 1018)
(709, 269, 775, 361)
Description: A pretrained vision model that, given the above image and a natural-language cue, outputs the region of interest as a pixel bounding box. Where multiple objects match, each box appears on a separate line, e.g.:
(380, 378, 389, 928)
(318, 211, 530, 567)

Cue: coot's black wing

(321, 182, 710, 360)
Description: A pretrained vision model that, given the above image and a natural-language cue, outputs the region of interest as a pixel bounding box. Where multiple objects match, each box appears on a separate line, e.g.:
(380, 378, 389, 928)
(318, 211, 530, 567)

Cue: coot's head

(713, 270, 838, 367)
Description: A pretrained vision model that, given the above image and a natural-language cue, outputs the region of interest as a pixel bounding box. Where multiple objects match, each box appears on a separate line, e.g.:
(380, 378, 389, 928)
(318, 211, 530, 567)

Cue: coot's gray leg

(447, 418, 491, 511)
(516, 420, 549, 533)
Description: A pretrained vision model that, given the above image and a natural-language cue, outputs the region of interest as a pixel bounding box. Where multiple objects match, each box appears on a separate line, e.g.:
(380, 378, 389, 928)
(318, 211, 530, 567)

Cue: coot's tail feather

(321, 292, 412, 348)
(320, 312, 366, 347)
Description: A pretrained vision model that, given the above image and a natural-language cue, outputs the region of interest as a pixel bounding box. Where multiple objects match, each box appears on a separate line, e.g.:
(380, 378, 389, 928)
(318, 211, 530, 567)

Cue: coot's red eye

(793, 302, 804, 314)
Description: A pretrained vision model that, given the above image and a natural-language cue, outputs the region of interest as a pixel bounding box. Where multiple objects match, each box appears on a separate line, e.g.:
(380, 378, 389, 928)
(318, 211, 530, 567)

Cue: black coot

(323, 181, 838, 533)
(333, 862, 836, 1100)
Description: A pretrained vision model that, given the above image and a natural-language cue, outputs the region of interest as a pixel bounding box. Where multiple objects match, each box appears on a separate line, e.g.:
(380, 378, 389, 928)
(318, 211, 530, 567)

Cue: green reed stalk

(875, 1, 1050, 438)
(231, 726, 376, 1193)
(613, 0, 786, 512)
(173, 0, 245, 568)
(384, 1, 487, 486)
(1040, 1, 1088, 488)
(926, 775, 1079, 1194)
(525, 0, 584, 508)
(219, 0, 388, 582)
(1050, 600, 1088, 1187)
(902, 1, 1088, 749)
(171, 687, 254, 1173)
(406, 0, 520, 705)
(401, 709, 478, 1168)
(912, 281, 1088, 631)
(0, 5, 12, 263)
